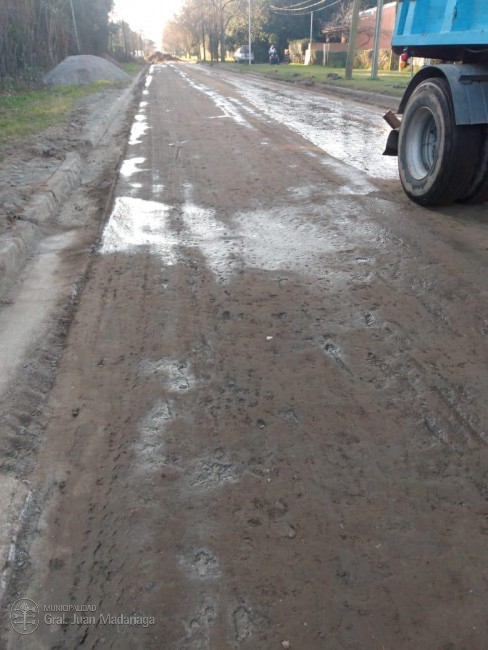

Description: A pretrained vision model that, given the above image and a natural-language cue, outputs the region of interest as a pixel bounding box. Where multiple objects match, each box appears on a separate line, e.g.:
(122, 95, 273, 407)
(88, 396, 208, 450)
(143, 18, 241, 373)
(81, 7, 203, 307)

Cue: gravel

(43, 55, 131, 85)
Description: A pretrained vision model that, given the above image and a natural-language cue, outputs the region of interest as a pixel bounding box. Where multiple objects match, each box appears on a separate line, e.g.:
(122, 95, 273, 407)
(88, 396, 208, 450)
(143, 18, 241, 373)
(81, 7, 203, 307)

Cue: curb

(0, 153, 82, 296)
(294, 81, 400, 111)
(218, 66, 401, 112)
(23, 153, 83, 226)
(0, 478, 31, 606)
(0, 221, 41, 296)
(0, 69, 145, 298)
(85, 67, 147, 147)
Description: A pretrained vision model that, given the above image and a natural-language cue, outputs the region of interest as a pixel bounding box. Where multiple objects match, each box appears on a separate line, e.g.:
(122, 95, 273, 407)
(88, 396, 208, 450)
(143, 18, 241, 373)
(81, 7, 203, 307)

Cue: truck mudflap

(382, 110, 401, 156)
(383, 130, 399, 156)
(398, 64, 488, 126)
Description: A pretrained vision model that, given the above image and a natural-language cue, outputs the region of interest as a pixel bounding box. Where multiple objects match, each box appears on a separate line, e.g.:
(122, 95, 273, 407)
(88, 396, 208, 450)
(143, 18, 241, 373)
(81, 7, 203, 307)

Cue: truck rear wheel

(398, 78, 480, 206)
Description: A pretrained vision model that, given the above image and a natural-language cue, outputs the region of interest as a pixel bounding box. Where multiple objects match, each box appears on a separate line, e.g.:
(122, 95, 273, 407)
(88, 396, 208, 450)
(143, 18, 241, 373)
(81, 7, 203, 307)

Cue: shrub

(299, 47, 397, 71)
(312, 50, 347, 68)
(289, 39, 309, 63)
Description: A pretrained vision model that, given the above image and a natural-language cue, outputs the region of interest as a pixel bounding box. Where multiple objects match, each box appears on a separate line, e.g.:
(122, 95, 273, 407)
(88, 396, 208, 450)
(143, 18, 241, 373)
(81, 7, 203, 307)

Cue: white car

(234, 46, 254, 63)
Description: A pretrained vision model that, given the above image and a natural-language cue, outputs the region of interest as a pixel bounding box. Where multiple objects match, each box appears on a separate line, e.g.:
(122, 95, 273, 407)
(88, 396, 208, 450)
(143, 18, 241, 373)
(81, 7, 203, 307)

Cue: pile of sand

(44, 55, 131, 85)
(147, 52, 178, 63)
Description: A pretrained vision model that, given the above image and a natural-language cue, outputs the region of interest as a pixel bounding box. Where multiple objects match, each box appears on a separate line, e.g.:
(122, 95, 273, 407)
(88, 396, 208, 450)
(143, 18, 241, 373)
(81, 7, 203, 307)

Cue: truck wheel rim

(406, 108, 438, 180)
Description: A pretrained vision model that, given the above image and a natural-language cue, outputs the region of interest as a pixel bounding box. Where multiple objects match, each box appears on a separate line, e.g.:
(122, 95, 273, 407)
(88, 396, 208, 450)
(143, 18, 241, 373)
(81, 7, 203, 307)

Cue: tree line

(0, 0, 151, 83)
(162, 0, 377, 63)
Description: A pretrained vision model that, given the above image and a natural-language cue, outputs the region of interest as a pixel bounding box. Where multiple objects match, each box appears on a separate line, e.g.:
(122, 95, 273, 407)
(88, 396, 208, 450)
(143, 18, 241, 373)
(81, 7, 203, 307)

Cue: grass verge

(0, 81, 121, 149)
(224, 62, 416, 98)
(118, 61, 145, 77)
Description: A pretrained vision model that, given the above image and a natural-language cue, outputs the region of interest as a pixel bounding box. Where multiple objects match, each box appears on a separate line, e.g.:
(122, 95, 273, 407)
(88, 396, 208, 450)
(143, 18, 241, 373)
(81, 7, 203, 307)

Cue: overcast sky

(112, 0, 184, 46)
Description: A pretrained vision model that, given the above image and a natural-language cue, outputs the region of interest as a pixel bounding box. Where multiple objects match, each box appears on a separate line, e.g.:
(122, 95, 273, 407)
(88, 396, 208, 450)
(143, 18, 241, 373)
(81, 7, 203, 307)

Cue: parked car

(234, 46, 254, 63)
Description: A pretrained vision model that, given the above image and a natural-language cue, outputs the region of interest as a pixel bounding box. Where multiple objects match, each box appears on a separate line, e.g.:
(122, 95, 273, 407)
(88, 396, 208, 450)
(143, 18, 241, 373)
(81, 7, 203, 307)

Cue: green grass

(118, 61, 145, 77)
(0, 81, 118, 149)
(224, 62, 417, 98)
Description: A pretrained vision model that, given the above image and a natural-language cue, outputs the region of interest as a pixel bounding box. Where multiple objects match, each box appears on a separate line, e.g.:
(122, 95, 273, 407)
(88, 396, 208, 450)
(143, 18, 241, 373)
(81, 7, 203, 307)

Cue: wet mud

(1, 62, 487, 650)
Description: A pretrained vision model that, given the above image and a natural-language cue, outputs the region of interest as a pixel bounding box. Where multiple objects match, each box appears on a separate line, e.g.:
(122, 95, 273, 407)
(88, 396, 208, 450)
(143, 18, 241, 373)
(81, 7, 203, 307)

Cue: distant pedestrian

(269, 44, 278, 64)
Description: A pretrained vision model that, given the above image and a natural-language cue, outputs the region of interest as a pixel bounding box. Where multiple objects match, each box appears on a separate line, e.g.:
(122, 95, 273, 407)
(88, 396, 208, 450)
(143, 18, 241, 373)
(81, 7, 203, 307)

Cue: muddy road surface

(1, 63, 488, 649)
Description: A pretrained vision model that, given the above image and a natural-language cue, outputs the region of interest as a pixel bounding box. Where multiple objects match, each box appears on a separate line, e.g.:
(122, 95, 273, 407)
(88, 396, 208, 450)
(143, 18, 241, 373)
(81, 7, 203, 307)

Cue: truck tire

(398, 77, 481, 206)
(458, 127, 488, 204)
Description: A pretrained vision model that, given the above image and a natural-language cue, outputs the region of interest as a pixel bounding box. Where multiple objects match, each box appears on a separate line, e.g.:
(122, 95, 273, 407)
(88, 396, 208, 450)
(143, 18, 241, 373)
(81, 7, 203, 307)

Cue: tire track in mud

(152, 64, 488, 647)
(2, 63, 488, 650)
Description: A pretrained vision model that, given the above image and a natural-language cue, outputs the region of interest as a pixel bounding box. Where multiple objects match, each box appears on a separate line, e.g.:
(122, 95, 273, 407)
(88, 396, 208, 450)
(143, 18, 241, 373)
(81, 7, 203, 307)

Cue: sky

(112, 0, 184, 47)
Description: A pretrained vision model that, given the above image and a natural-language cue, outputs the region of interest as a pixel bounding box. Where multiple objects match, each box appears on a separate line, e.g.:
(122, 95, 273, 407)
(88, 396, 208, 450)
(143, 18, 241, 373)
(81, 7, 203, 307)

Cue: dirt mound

(147, 51, 178, 63)
(44, 55, 131, 85)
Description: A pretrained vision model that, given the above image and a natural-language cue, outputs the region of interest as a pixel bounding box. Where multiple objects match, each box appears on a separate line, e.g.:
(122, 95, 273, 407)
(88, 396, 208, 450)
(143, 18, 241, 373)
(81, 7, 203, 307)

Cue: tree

(0, 0, 115, 83)
(165, 0, 379, 64)
(109, 20, 148, 60)
(73, 0, 113, 55)
(210, 0, 239, 62)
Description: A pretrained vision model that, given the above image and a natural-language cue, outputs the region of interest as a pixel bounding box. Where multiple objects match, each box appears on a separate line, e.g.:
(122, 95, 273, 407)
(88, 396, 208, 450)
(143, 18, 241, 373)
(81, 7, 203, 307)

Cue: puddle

(100, 196, 176, 260)
(287, 184, 327, 200)
(318, 157, 377, 195)
(129, 117, 149, 145)
(120, 157, 146, 178)
(100, 192, 381, 282)
(183, 203, 242, 281)
(178, 189, 239, 279)
(152, 183, 164, 198)
(222, 75, 397, 179)
(174, 67, 253, 129)
(179, 182, 345, 279)
(126, 182, 143, 196)
(177, 193, 382, 281)
(233, 205, 349, 274)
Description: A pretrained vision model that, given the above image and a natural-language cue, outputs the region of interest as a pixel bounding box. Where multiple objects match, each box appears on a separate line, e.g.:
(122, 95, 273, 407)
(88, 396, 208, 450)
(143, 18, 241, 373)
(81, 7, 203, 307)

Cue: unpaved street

(1, 63, 488, 649)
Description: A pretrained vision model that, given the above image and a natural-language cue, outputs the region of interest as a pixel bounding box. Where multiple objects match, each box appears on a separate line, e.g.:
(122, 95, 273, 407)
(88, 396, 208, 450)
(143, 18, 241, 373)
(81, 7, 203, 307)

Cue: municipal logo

(10, 598, 39, 635)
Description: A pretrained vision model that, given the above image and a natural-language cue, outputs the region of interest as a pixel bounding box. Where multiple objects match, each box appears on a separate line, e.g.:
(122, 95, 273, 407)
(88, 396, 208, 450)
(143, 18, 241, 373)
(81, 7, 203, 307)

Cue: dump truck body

(393, 0, 488, 60)
(385, 0, 488, 206)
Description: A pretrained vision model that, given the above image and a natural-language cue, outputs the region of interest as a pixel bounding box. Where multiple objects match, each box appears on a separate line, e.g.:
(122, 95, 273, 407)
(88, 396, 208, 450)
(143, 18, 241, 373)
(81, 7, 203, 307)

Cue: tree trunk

(202, 19, 206, 61)
(220, 13, 225, 62)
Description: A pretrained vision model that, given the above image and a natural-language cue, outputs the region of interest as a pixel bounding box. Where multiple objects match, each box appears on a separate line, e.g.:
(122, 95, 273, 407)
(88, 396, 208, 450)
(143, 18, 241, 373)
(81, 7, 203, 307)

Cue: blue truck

(384, 0, 488, 205)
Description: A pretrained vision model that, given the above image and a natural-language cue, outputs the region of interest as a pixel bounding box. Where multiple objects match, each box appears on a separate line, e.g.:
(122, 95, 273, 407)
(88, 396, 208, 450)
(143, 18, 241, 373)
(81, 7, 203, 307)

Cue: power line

(273, 0, 323, 9)
(270, 0, 328, 12)
(270, 0, 344, 15)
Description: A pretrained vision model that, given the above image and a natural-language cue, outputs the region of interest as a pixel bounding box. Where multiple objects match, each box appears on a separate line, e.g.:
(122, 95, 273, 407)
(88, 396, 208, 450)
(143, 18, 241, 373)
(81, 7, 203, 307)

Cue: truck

(384, 0, 488, 206)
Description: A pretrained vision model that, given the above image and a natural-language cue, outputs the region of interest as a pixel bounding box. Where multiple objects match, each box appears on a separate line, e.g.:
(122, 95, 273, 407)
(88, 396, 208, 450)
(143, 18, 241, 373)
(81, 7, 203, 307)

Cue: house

(318, 1, 397, 54)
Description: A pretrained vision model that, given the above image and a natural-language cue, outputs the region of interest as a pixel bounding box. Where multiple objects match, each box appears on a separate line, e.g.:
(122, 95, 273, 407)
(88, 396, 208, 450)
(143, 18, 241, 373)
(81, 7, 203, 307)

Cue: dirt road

(1, 62, 488, 649)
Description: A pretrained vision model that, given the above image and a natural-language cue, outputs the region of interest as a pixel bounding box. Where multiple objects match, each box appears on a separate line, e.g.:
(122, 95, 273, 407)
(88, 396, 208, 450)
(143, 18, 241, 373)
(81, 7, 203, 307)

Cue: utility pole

(202, 18, 206, 61)
(122, 21, 129, 61)
(345, 0, 361, 80)
(248, 0, 252, 65)
(69, 0, 81, 54)
(371, 0, 384, 79)
(308, 11, 313, 65)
